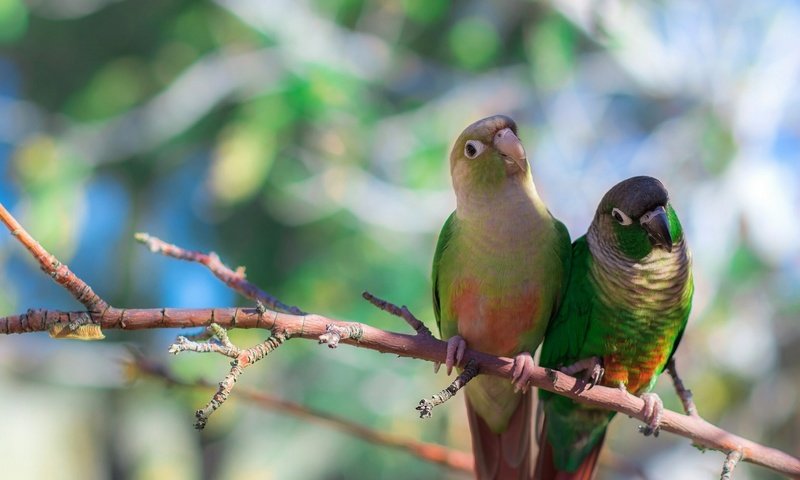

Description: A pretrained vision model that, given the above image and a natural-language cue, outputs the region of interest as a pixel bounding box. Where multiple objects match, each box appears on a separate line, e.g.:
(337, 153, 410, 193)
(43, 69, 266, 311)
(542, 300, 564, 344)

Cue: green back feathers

(539, 236, 594, 374)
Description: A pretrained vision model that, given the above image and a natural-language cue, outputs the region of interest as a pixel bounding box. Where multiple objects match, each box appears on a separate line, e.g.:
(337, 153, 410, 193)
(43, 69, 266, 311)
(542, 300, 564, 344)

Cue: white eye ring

(611, 208, 633, 225)
(464, 140, 485, 159)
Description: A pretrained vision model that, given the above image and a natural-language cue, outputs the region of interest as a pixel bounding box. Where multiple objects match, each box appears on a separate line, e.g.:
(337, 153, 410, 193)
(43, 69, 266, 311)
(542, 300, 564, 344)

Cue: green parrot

(536, 176, 693, 480)
(432, 115, 571, 479)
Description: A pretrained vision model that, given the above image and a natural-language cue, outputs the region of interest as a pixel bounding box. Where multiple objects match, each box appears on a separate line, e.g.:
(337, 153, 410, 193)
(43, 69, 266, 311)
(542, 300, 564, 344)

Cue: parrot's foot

(638, 392, 664, 437)
(511, 351, 535, 393)
(433, 335, 467, 375)
(560, 356, 604, 389)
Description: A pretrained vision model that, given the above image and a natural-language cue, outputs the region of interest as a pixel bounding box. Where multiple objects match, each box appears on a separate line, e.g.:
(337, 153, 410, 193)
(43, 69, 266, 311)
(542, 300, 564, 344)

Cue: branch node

(545, 367, 558, 384)
(193, 330, 290, 429)
(167, 324, 240, 358)
(721, 448, 744, 480)
(135, 232, 305, 315)
(417, 359, 479, 419)
(318, 323, 364, 348)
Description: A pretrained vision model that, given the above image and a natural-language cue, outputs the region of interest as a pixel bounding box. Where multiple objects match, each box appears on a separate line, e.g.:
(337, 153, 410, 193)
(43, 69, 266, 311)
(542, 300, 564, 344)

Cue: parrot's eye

(611, 208, 633, 226)
(464, 140, 485, 159)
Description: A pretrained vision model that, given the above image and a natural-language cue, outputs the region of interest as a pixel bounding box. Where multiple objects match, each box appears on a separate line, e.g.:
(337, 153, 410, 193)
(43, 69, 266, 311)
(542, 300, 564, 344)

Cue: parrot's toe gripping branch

(434, 335, 467, 375)
(417, 360, 478, 419)
(560, 356, 604, 390)
(511, 351, 535, 393)
(318, 323, 364, 348)
(169, 323, 290, 429)
(720, 448, 744, 480)
(667, 358, 699, 417)
(638, 392, 664, 437)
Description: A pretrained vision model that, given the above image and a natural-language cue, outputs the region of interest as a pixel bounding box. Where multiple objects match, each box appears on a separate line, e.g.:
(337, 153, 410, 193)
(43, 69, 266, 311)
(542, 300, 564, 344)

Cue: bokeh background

(1, 0, 798, 478)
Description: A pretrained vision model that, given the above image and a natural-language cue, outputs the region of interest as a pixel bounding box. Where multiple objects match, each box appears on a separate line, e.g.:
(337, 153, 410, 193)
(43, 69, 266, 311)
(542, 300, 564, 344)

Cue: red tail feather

(466, 393, 533, 480)
(534, 419, 604, 480)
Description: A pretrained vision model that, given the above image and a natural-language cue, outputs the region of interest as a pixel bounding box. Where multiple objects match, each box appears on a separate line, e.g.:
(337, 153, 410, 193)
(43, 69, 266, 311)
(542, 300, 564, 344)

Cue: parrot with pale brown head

(432, 115, 571, 479)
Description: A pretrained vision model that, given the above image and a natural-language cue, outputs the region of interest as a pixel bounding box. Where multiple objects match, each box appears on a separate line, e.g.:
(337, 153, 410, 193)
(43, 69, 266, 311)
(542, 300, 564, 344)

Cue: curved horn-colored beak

(640, 206, 673, 252)
(493, 128, 527, 172)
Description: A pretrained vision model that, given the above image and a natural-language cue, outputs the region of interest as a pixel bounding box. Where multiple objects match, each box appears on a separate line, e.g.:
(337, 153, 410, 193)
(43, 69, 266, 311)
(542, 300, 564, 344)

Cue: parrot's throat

(586, 222, 692, 393)
(454, 176, 547, 233)
(586, 223, 691, 312)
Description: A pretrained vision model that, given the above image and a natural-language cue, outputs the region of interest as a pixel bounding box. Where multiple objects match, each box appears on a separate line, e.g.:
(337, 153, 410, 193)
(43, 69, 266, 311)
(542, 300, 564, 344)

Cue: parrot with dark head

(536, 176, 693, 480)
(432, 115, 571, 479)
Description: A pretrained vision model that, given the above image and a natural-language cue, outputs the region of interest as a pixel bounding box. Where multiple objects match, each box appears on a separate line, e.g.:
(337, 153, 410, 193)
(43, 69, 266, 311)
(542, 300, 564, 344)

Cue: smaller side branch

(721, 448, 744, 480)
(169, 323, 291, 429)
(135, 233, 303, 315)
(0, 203, 109, 313)
(667, 358, 698, 417)
(417, 360, 479, 418)
(362, 291, 433, 337)
(318, 323, 364, 348)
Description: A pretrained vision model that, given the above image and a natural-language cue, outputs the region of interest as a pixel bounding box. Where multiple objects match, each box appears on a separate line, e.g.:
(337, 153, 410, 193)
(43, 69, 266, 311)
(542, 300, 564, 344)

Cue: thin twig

(135, 232, 303, 315)
(129, 354, 474, 474)
(667, 358, 698, 417)
(169, 324, 291, 429)
(1, 210, 799, 478)
(362, 291, 433, 337)
(417, 360, 479, 418)
(721, 448, 744, 480)
(0, 203, 109, 313)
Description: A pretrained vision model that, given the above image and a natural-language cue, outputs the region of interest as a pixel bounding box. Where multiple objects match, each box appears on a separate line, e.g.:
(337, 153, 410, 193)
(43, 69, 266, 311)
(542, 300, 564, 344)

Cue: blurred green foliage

(0, 0, 799, 479)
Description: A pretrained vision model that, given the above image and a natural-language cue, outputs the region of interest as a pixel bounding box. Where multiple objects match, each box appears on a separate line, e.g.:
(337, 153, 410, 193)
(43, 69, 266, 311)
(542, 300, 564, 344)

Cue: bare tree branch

(1, 204, 799, 478)
(129, 354, 474, 475)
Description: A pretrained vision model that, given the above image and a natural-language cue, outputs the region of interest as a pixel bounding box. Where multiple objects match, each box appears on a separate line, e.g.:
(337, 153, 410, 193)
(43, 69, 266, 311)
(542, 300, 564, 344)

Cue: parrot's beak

(640, 206, 673, 252)
(493, 128, 527, 172)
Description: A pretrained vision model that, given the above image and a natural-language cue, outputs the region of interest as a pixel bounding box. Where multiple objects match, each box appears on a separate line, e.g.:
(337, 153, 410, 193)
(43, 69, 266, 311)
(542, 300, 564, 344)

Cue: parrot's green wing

(431, 211, 457, 335)
(539, 235, 593, 371)
(538, 236, 614, 474)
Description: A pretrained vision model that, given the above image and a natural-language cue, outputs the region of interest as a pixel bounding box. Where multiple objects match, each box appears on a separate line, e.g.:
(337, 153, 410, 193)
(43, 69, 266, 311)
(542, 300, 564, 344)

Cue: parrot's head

(594, 176, 683, 260)
(449, 115, 530, 193)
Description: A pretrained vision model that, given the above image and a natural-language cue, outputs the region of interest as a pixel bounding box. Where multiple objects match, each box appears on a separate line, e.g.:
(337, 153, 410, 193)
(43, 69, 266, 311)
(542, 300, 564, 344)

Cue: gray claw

(588, 363, 605, 389)
(639, 393, 663, 437)
(560, 356, 604, 389)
